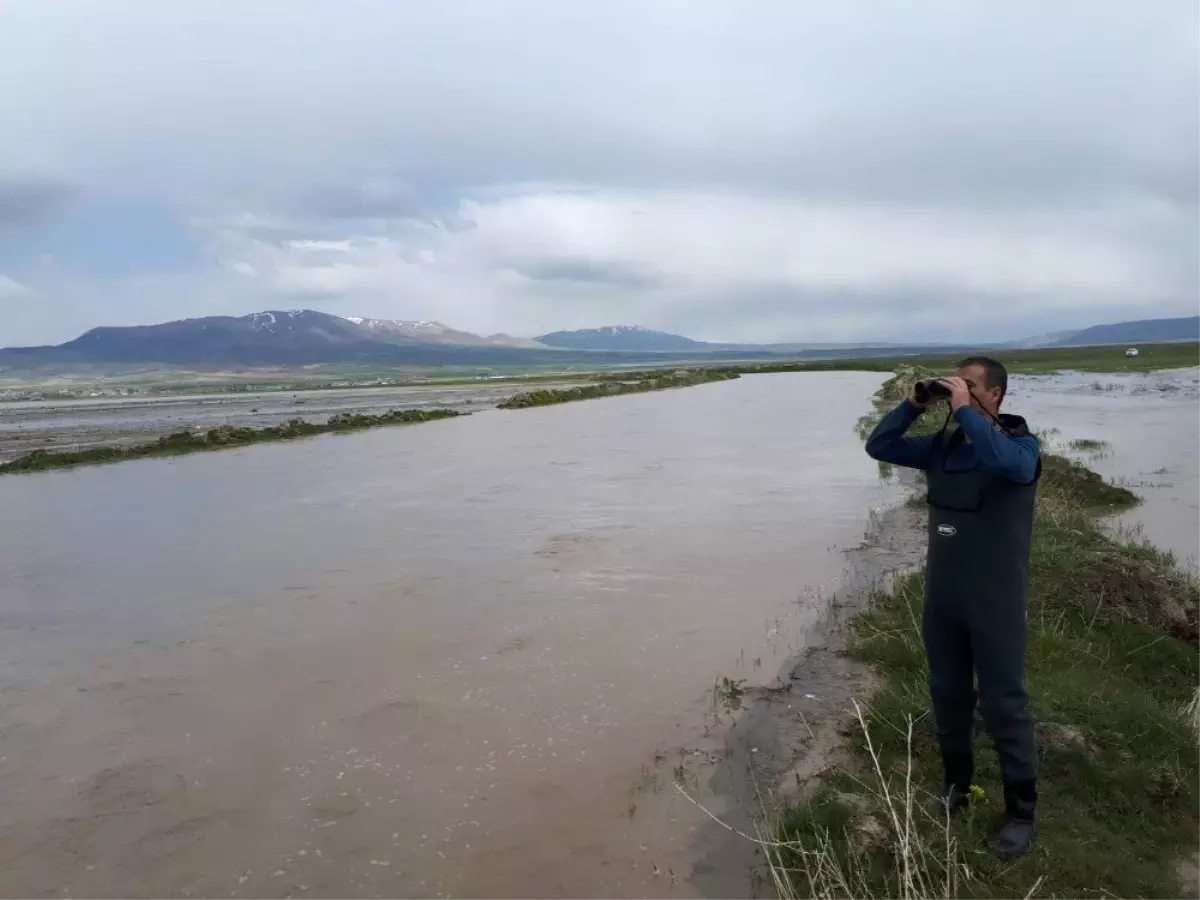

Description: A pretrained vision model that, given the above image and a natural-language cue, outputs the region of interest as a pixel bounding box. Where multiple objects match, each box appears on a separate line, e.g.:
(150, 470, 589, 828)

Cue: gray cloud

(5, 2, 1193, 201)
(509, 259, 663, 289)
(0, 174, 77, 229)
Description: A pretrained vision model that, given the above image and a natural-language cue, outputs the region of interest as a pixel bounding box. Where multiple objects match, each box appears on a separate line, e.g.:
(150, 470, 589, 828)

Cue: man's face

(954, 363, 1000, 413)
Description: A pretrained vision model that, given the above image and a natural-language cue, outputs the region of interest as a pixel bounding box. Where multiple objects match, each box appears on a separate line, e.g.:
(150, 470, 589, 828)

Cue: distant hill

(535, 325, 707, 352)
(535, 325, 930, 354)
(1054, 316, 1199, 347)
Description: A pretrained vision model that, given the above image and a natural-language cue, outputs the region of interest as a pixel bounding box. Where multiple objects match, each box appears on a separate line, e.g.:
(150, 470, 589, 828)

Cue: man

(865, 356, 1041, 859)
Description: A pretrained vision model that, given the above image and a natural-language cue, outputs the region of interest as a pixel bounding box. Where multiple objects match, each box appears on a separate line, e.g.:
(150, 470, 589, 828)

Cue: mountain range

(0, 310, 790, 370)
(0, 311, 1195, 371)
(534, 325, 953, 354)
(343, 316, 543, 348)
(534, 318, 1200, 352)
(534, 325, 708, 352)
(1016, 316, 1200, 348)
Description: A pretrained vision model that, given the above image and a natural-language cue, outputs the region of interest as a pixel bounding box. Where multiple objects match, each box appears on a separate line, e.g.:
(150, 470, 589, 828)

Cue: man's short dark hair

(958, 355, 1008, 403)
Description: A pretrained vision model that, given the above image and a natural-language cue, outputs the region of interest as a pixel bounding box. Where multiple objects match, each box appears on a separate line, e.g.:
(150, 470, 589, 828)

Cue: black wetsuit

(866, 401, 1041, 787)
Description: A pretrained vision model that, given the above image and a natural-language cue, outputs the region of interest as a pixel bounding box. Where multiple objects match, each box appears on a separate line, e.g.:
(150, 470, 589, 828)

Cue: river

(0, 372, 902, 898)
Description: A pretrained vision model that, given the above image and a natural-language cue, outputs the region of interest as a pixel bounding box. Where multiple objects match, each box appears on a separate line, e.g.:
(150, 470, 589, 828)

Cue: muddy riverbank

(693, 500, 927, 897)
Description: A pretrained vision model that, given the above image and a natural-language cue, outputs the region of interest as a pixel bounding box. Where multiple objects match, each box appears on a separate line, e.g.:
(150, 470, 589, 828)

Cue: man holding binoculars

(865, 356, 1042, 859)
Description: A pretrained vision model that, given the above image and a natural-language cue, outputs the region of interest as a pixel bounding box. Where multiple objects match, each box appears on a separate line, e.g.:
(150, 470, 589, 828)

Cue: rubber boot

(929, 751, 973, 817)
(929, 782, 971, 818)
(987, 779, 1037, 859)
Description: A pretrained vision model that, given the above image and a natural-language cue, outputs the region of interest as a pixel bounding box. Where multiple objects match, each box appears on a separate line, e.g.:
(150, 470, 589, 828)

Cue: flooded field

(0, 372, 902, 898)
(0, 383, 547, 462)
(1010, 367, 1200, 570)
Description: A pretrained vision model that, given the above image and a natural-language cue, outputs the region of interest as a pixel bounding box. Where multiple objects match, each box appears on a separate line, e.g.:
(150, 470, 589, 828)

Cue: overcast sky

(1, 1, 1196, 346)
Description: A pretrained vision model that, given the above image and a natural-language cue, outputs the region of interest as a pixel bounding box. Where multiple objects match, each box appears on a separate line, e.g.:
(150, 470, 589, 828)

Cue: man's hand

(939, 376, 972, 411)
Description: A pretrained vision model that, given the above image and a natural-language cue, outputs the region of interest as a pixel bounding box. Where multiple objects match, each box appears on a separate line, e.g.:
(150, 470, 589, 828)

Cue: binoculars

(913, 379, 952, 405)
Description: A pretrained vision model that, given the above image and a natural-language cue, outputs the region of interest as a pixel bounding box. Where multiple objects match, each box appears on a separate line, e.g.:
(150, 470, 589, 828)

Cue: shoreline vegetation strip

(495, 368, 740, 408)
(0, 408, 462, 474)
(766, 366, 1199, 900)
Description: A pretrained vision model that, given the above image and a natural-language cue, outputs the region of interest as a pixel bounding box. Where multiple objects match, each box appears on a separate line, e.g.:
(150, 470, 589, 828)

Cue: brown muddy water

(0, 372, 904, 898)
(1009, 367, 1200, 570)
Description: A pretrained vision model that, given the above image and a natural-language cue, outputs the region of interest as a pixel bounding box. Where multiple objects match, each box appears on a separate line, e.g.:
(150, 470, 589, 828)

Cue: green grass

(0, 408, 462, 474)
(496, 368, 739, 408)
(771, 371, 1198, 899)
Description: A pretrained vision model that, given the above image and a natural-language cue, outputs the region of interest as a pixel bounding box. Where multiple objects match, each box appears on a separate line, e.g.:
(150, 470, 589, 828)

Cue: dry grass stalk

(751, 699, 1051, 899)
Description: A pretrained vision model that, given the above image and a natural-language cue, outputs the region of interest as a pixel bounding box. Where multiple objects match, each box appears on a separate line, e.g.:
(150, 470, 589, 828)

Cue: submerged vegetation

(714, 676, 748, 712)
(496, 368, 740, 408)
(766, 369, 1198, 899)
(0, 408, 462, 475)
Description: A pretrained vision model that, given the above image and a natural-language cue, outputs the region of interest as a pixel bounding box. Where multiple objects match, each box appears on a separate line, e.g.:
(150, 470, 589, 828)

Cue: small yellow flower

(969, 784, 988, 803)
